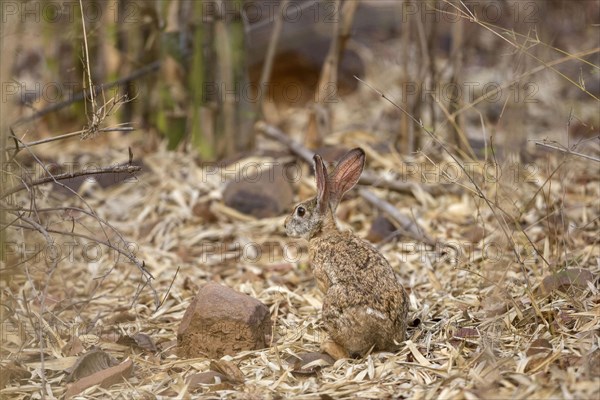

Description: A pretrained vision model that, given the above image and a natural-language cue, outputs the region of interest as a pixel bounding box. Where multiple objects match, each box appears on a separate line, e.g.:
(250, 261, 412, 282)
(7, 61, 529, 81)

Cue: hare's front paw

(321, 339, 349, 360)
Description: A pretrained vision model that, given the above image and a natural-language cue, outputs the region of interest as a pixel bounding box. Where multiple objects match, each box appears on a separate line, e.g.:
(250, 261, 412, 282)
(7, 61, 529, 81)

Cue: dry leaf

(62, 336, 84, 357)
(117, 333, 157, 353)
(481, 293, 509, 317)
(527, 338, 552, 357)
(64, 358, 133, 398)
(285, 352, 335, 375)
(454, 327, 479, 339)
(192, 200, 217, 222)
(448, 327, 479, 347)
(26, 357, 79, 371)
(539, 268, 594, 295)
(209, 359, 245, 384)
(0, 361, 30, 389)
(186, 371, 227, 389)
(65, 348, 118, 383)
(106, 310, 136, 324)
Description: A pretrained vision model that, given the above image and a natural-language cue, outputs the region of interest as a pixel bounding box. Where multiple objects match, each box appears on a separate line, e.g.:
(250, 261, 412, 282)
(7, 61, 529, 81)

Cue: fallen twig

(531, 139, 600, 162)
(359, 189, 436, 246)
(256, 121, 450, 196)
(7, 125, 134, 155)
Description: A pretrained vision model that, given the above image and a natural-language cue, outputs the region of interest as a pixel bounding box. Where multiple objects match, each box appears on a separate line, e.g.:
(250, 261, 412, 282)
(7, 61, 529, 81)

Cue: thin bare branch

(359, 189, 436, 246)
(1, 164, 141, 199)
(256, 121, 450, 196)
(6, 125, 134, 155)
(532, 139, 600, 162)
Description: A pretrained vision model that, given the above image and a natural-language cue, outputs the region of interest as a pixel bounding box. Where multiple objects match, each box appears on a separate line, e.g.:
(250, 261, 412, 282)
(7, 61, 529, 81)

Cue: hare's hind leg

(320, 339, 349, 360)
(322, 285, 389, 357)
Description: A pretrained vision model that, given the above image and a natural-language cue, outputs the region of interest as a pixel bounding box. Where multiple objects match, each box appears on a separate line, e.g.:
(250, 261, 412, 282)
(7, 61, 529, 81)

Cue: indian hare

(285, 148, 408, 358)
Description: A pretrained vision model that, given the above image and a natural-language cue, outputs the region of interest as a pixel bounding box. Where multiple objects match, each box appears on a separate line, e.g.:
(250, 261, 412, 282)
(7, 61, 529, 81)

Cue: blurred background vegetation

(2, 0, 599, 162)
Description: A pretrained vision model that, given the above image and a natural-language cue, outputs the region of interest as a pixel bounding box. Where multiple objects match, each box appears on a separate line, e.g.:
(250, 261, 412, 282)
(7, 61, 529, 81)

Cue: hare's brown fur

(311, 230, 408, 356)
(285, 148, 408, 357)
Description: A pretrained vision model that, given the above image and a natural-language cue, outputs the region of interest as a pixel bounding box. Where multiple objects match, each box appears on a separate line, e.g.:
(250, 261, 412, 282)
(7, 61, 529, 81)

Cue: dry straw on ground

(1, 128, 598, 398)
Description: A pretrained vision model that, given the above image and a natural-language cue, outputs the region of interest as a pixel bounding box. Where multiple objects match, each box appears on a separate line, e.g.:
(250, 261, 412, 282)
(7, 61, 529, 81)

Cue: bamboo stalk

(190, 1, 212, 159)
(307, 0, 359, 149)
(257, 0, 290, 122)
(214, 0, 235, 158)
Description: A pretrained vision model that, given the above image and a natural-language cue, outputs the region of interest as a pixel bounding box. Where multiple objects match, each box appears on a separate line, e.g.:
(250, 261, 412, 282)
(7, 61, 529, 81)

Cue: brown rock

(223, 163, 293, 218)
(177, 282, 271, 358)
(366, 215, 396, 243)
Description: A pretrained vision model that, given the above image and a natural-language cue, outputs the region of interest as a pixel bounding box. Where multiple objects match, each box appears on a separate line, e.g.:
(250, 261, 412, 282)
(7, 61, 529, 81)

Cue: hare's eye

(296, 206, 306, 217)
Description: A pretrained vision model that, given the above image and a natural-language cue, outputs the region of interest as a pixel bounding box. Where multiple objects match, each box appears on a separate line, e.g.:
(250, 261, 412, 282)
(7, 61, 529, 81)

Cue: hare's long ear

(313, 154, 330, 214)
(329, 148, 365, 210)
